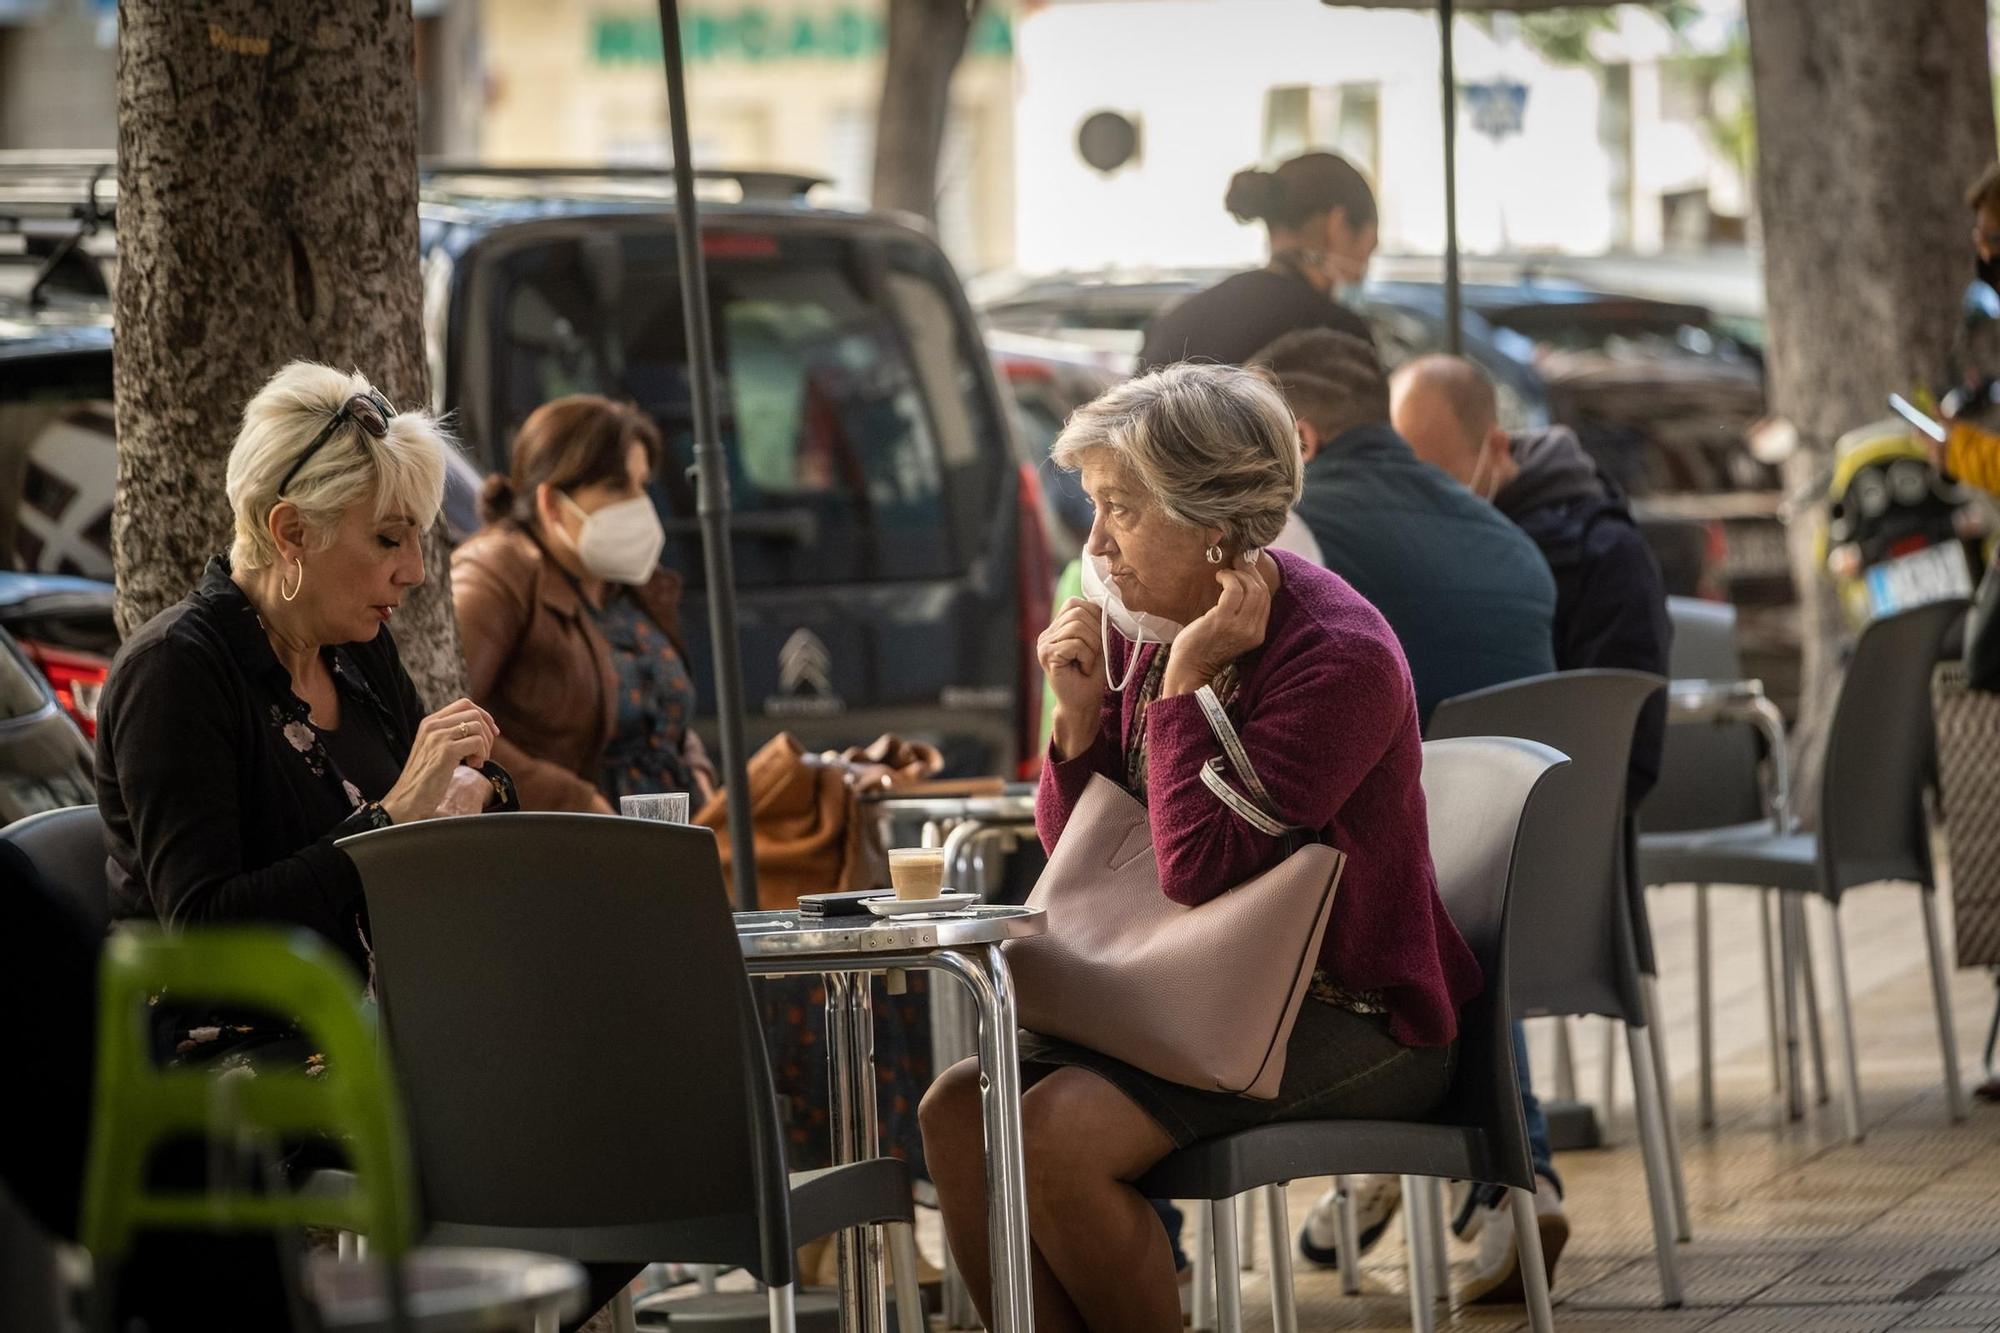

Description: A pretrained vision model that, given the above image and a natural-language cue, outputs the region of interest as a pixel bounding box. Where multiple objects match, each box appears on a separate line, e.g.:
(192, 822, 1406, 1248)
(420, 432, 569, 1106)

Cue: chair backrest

(1643, 598, 1768, 834)
(1820, 598, 1968, 894)
(1428, 670, 1667, 1023)
(1420, 737, 1568, 1194)
(341, 813, 795, 1287)
(1, 805, 110, 935)
(81, 926, 415, 1262)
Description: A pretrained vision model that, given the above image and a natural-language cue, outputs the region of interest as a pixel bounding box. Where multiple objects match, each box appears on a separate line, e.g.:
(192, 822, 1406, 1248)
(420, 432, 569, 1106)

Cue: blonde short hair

(1050, 363, 1302, 553)
(225, 361, 449, 571)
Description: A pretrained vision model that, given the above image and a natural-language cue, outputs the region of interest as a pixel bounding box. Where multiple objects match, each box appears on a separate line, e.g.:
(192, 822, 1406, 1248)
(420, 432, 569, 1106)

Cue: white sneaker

(1297, 1175, 1402, 1269)
(1459, 1178, 1568, 1305)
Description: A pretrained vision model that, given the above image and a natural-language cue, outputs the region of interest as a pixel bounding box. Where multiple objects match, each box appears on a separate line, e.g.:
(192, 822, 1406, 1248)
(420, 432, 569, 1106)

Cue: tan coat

(451, 524, 711, 812)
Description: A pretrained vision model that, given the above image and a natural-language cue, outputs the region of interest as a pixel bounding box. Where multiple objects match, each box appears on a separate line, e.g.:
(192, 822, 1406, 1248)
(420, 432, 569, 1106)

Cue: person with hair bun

(452, 395, 714, 813)
(1138, 150, 1380, 373)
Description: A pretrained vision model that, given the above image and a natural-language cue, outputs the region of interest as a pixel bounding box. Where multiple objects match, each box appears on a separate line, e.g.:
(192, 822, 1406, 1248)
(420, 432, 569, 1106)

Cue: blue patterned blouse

(589, 589, 698, 802)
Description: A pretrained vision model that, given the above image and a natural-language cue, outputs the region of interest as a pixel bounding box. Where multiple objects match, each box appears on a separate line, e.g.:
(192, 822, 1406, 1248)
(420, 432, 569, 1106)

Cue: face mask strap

(1102, 599, 1144, 694)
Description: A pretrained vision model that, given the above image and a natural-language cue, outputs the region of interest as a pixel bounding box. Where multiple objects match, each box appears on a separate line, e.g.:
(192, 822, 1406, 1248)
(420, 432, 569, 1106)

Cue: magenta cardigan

(1037, 549, 1482, 1048)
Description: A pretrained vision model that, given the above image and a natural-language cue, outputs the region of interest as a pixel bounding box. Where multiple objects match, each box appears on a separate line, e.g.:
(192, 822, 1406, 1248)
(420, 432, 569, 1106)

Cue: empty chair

(1640, 597, 1803, 1130)
(1136, 737, 1567, 1333)
(1427, 669, 1682, 1307)
(1641, 597, 1971, 1143)
(342, 812, 922, 1333)
(0, 804, 110, 934)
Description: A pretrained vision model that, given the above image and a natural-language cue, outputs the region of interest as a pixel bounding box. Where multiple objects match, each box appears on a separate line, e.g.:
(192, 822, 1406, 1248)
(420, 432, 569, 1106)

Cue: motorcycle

(1821, 395, 1993, 632)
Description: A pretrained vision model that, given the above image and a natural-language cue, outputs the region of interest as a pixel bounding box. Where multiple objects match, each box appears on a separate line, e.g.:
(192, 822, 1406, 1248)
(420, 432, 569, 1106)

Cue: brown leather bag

(1003, 687, 1345, 1099)
(693, 733, 943, 909)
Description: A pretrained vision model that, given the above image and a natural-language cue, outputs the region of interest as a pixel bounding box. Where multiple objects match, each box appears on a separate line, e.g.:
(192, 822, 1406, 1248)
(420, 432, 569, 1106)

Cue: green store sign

(591, 7, 1014, 66)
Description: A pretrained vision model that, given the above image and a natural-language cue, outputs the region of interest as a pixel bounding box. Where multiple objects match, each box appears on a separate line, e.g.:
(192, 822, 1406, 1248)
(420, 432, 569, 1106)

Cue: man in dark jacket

(1391, 354, 1673, 805)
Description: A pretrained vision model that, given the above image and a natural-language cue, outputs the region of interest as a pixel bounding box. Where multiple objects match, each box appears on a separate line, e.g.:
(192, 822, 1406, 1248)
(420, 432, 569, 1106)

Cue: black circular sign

(1077, 111, 1141, 175)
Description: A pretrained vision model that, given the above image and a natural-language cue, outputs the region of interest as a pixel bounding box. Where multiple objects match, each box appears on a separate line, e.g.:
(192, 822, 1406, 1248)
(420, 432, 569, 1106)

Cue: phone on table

(796, 889, 888, 920)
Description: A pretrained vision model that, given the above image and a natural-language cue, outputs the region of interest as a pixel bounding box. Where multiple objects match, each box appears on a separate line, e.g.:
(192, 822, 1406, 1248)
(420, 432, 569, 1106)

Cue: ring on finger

(457, 721, 471, 739)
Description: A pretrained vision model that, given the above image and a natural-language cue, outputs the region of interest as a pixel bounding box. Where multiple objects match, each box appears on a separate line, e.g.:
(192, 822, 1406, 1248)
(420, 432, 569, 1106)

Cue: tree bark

(871, 0, 982, 222)
(114, 0, 466, 708)
(1746, 0, 1992, 820)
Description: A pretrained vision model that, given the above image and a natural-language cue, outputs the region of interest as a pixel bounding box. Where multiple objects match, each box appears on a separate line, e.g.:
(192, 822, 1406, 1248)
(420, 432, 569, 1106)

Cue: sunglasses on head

(276, 390, 394, 497)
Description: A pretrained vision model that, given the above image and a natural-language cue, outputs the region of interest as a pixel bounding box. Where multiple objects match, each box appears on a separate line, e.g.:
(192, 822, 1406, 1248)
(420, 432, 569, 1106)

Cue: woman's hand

(1037, 596, 1108, 759)
(433, 765, 493, 819)
(1164, 558, 1273, 697)
(382, 698, 500, 826)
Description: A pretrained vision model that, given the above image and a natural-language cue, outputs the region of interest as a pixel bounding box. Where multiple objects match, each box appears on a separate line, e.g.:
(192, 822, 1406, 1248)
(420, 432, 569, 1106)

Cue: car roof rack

(417, 162, 828, 203)
(0, 153, 117, 307)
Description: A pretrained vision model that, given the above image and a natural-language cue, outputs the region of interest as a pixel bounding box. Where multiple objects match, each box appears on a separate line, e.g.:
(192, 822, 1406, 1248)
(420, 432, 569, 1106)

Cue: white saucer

(865, 892, 978, 917)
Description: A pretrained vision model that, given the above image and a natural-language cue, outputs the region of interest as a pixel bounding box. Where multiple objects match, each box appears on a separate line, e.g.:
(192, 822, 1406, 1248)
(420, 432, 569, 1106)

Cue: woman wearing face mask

(1137, 150, 1380, 375)
(920, 363, 1481, 1331)
(453, 395, 715, 813)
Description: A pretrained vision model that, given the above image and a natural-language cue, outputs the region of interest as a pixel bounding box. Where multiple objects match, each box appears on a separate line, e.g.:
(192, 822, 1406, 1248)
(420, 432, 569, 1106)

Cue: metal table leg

(826, 972, 887, 1333)
(932, 946, 1035, 1333)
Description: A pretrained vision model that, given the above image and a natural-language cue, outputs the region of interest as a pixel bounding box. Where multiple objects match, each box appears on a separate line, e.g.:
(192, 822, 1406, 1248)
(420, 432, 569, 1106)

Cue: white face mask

(1079, 551, 1186, 692)
(563, 493, 666, 585)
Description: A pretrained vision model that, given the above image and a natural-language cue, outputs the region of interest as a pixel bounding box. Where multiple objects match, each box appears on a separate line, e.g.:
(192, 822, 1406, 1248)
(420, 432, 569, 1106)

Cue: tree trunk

(114, 0, 467, 708)
(1745, 0, 1992, 821)
(871, 0, 981, 221)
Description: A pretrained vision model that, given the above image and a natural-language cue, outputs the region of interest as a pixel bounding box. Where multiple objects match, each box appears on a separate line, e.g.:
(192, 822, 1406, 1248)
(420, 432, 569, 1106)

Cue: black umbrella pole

(1439, 0, 1463, 356)
(659, 0, 760, 913)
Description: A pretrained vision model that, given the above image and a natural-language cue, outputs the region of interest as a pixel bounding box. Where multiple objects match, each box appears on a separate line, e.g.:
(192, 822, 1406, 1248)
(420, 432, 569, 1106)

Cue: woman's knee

(919, 1057, 984, 1169)
(1021, 1069, 1170, 1196)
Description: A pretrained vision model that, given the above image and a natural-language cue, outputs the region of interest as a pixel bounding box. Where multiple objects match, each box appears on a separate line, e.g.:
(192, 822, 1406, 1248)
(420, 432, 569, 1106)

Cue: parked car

(985, 330, 1125, 557)
(0, 620, 94, 825)
(2, 158, 1049, 781)
(0, 571, 116, 740)
(976, 268, 1551, 433)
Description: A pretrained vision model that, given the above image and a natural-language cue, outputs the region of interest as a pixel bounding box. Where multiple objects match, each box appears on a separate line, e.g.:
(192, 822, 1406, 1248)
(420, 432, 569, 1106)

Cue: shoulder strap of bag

(1194, 684, 1298, 839)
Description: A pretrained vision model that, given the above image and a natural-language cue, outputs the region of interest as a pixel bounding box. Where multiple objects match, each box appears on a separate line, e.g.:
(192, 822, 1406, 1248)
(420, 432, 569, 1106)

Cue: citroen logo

(779, 628, 832, 696)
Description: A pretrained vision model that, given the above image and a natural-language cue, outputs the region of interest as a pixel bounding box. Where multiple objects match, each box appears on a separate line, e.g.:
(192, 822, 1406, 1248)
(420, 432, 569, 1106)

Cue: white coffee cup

(619, 792, 691, 824)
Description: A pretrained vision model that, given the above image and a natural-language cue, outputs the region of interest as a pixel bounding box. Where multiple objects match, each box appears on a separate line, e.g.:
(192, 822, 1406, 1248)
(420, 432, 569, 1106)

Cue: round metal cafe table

(307, 1247, 587, 1332)
(736, 903, 1046, 1333)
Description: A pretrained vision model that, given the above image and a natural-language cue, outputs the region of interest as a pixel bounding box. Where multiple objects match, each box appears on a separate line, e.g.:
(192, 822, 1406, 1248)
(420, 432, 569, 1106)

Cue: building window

(1262, 83, 1381, 178)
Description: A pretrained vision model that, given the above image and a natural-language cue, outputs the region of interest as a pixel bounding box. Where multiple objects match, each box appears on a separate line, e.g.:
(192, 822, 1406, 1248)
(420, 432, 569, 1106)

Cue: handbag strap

(1194, 684, 1298, 838)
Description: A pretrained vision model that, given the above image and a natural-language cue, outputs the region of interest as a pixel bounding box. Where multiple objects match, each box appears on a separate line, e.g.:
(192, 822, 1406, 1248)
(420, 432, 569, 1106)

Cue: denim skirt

(1018, 1000, 1454, 1149)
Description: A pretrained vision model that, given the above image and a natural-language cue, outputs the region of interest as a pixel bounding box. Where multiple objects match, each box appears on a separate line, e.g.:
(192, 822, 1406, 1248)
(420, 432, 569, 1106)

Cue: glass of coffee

(887, 847, 947, 900)
(619, 792, 691, 824)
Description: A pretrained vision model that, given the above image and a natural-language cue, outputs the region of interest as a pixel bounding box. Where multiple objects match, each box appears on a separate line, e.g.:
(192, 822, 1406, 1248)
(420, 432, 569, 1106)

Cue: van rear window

(473, 227, 1003, 588)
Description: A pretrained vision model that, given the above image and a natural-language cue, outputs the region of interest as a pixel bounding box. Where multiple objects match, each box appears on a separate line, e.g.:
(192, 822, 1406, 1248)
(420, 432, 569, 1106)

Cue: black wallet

(796, 889, 888, 919)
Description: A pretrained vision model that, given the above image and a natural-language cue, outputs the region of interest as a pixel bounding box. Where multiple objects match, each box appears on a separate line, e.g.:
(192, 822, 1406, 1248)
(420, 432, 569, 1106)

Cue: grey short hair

(225, 361, 449, 571)
(1050, 363, 1302, 553)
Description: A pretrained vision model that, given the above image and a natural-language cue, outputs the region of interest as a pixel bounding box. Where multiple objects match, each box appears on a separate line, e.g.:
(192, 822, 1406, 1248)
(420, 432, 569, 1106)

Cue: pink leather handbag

(1004, 686, 1345, 1099)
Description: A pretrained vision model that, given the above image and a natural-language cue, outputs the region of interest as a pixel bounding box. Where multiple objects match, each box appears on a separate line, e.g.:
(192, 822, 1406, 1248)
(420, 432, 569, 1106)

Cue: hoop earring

(1204, 544, 1224, 565)
(280, 558, 304, 603)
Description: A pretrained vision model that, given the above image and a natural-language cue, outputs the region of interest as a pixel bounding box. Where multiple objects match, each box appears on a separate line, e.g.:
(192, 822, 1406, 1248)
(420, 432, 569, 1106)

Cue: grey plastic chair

(1641, 597, 1972, 1143)
(1640, 597, 1814, 1131)
(1135, 737, 1567, 1333)
(341, 813, 922, 1333)
(0, 804, 110, 934)
(1428, 669, 1683, 1307)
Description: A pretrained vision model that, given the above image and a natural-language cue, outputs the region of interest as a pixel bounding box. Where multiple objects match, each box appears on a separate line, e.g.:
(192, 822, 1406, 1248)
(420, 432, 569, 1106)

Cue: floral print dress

(590, 590, 698, 801)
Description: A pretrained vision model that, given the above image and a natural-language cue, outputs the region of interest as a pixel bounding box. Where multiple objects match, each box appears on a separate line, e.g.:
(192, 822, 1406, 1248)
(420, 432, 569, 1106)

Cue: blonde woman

(97, 362, 508, 1002)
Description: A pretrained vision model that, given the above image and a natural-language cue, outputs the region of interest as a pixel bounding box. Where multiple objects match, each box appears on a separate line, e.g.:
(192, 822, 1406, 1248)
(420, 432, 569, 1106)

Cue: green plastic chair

(80, 925, 417, 1318)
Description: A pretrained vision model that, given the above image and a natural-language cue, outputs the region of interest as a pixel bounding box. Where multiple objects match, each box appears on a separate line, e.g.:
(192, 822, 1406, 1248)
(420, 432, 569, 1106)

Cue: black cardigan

(96, 558, 425, 978)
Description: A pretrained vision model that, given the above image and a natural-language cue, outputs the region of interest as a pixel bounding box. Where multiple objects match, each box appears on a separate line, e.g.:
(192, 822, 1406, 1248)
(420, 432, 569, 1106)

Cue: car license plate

(1864, 544, 1974, 618)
